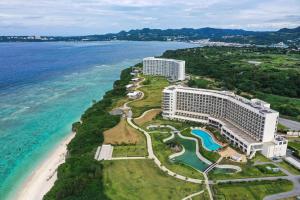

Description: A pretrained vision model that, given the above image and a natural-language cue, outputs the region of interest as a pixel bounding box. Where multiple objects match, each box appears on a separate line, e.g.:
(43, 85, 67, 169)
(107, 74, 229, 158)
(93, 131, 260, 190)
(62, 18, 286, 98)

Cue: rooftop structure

(143, 57, 185, 81)
(162, 85, 287, 158)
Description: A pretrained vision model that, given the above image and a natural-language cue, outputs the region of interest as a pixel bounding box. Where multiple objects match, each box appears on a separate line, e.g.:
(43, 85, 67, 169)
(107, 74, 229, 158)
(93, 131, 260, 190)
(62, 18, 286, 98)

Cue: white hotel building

(162, 86, 287, 158)
(143, 57, 185, 81)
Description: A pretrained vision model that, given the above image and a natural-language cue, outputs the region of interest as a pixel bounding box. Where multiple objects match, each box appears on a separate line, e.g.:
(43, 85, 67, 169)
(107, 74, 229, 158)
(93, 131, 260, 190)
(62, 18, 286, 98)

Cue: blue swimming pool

(191, 129, 222, 151)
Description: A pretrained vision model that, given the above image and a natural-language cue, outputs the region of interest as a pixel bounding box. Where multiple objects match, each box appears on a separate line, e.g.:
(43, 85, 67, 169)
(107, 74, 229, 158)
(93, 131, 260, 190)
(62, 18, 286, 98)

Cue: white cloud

(0, 0, 299, 35)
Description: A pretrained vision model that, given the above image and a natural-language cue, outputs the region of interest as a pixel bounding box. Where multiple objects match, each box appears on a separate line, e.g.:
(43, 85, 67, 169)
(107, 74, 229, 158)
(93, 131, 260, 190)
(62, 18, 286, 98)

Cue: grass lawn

(134, 108, 161, 126)
(192, 190, 210, 200)
(209, 160, 286, 180)
(150, 131, 204, 179)
(104, 118, 142, 145)
(129, 76, 169, 118)
(113, 144, 147, 157)
(103, 159, 203, 200)
(212, 179, 293, 200)
(252, 153, 271, 163)
(277, 161, 300, 175)
(289, 141, 300, 150)
(141, 115, 198, 131)
(105, 118, 147, 157)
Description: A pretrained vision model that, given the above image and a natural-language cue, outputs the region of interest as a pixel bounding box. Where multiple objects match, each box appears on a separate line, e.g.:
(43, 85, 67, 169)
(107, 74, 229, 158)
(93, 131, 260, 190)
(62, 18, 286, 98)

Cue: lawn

(113, 144, 147, 157)
(104, 118, 142, 145)
(288, 141, 300, 150)
(134, 108, 161, 126)
(212, 179, 293, 200)
(192, 190, 210, 200)
(103, 159, 203, 200)
(129, 76, 169, 118)
(141, 114, 199, 131)
(104, 118, 147, 157)
(251, 153, 271, 163)
(209, 160, 286, 180)
(277, 161, 300, 175)
(150, 131, 204, 179)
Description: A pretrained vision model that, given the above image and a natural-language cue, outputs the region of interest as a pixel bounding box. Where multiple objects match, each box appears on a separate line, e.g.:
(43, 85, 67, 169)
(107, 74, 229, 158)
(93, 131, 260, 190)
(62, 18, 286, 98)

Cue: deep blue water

(0, 41, 197, 199)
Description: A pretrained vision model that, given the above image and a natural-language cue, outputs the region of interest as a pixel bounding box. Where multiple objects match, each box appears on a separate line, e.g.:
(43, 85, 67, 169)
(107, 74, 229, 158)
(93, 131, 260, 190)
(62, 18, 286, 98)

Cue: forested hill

(161, 47, 300, 121)
(1, 26, 300, 47)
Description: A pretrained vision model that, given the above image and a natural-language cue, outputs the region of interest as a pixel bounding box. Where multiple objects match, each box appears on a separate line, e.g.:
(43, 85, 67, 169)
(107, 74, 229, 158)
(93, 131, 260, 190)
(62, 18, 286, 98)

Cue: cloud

(0, 0, 299, 35)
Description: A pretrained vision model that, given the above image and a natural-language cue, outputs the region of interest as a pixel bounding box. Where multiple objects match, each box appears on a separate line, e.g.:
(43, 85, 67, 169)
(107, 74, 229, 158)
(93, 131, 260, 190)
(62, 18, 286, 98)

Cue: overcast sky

(0, 0, 299, 35)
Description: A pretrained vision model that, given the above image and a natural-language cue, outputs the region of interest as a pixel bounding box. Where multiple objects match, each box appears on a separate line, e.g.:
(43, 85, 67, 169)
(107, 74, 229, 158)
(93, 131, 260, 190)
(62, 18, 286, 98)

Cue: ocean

(0, 41, 197, 199)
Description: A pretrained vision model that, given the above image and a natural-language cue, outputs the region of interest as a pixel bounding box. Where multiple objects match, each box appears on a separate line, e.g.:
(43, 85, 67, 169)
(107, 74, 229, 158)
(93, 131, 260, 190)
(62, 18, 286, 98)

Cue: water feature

(191, 129, 222, 151)
(170, 135, 209, 171)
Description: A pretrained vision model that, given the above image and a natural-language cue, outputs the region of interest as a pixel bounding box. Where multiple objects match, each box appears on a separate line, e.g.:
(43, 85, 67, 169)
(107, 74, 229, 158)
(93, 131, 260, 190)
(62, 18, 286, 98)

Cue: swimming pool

(191, 129, 222, 151)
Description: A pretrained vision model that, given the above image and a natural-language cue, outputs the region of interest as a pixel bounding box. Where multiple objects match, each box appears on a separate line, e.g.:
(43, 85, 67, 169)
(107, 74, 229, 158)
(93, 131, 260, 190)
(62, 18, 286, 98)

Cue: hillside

(1, 27, 300, 47)
(161, 46, 300, 121)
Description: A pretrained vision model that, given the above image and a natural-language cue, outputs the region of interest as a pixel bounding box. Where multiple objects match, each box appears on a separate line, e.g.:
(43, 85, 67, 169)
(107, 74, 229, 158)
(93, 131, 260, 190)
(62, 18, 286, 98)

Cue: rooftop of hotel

(164, 85, 278, 115)
(143, 57, 185, 63)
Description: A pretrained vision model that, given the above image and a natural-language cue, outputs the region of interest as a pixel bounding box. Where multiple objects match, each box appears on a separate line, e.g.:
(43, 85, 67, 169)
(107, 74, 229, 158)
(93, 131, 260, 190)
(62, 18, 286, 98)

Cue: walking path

(111, 156, 146, 160)
(182, 190, 204, 200)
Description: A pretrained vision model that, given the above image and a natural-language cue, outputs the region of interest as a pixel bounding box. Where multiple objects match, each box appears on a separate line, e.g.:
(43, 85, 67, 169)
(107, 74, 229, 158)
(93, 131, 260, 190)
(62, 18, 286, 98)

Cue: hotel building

(143, 57, 185, 81)
(162, 86, 287, 158)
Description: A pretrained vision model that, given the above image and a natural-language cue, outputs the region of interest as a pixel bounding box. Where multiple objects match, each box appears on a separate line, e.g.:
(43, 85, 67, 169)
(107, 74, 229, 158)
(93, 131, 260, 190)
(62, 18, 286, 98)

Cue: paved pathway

(279, 118, 300, 131)
(111, 156, 146, 160)
(182, 190, 204, 200)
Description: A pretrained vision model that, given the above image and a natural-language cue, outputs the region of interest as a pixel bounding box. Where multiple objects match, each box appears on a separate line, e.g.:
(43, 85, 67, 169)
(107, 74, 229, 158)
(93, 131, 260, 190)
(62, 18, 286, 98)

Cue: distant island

(1, 26, 300, 47)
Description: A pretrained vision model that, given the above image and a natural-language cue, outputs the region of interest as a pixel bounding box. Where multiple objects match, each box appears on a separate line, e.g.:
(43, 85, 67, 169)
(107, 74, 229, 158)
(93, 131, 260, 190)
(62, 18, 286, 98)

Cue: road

(279, 118, 300, 131)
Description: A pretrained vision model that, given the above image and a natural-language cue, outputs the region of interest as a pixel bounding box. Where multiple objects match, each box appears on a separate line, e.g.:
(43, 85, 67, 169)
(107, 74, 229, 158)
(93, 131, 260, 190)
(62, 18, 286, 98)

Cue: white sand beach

(14, 132, 76, 200)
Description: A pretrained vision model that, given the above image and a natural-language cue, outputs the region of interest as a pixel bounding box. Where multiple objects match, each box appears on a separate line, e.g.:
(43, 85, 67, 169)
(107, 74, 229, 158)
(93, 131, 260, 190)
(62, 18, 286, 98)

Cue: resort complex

(162, 85, 288, 158)
(142, 57, 185, 81)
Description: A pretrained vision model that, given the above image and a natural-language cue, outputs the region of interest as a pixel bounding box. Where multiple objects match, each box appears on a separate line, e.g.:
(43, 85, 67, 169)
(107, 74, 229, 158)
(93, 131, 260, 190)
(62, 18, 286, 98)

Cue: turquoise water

(0, 41, 197, 199)
(191, 129, 222, 151)
(170, 135, 209, 171)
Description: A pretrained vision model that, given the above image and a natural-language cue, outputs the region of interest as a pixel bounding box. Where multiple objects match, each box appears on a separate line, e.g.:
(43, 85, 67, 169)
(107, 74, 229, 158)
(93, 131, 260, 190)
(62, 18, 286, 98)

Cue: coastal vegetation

(44, 67, 133, 199)
(212, 179, 293, 200)
(102, 159, 202, 200)
(162, 46, 300, 121)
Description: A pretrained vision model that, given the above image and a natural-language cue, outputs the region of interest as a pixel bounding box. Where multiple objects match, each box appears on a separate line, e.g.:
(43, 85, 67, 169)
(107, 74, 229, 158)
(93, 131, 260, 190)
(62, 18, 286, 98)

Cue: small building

(127, 91, 141, 99)
(131, 78, 140, 82)
(126, 84, 135, 90)
(130, 72, 137, 76)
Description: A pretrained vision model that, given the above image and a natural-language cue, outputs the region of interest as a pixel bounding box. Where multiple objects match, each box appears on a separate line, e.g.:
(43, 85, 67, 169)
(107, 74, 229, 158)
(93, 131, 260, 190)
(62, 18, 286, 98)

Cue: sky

(0, 0, 299, 36)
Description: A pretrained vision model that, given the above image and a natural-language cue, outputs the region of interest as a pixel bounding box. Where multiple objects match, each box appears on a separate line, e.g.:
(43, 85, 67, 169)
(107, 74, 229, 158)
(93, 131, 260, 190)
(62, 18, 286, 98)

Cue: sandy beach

(14, 132, 76, 200)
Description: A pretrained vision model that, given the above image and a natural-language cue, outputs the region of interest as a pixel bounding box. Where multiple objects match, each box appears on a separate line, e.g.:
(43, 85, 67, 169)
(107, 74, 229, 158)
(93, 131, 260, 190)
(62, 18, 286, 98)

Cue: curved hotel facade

(143, 57, 185, 81)
(162, 86, 287, 158)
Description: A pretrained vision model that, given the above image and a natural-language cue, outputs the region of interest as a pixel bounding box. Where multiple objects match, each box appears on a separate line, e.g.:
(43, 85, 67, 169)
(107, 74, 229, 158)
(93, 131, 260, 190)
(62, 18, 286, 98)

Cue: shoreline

(14, 131, 76, 200)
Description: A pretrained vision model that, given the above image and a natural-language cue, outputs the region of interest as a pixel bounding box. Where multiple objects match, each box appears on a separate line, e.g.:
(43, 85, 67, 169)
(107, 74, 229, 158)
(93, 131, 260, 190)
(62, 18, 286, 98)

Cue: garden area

(150, 130, 204, 179)
(103, 159, 203, 200)
(212, 179, 293, 200)
(209, 159, 286, 180)
(128, 75, 169, 118)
